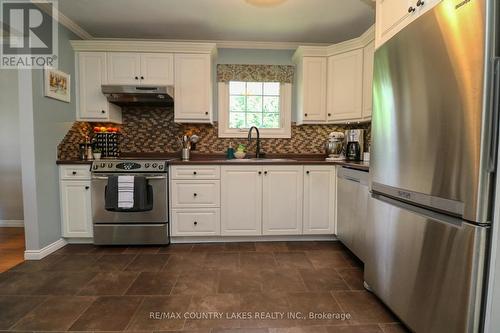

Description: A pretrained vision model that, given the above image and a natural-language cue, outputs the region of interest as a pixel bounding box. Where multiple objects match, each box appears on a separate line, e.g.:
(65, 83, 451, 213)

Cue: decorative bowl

(234, 151, 246, 159)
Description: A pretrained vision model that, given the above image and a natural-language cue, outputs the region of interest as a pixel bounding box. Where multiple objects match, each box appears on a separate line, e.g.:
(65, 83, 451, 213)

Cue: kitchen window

(218, 81, 292, 138)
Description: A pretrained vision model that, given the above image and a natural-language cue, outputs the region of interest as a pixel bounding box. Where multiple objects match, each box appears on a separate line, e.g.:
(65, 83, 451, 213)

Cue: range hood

(101, 85, 174, 107)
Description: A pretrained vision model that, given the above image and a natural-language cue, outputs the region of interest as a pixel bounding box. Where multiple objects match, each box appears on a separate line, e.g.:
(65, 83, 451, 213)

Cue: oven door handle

(92, 176, 167, 180)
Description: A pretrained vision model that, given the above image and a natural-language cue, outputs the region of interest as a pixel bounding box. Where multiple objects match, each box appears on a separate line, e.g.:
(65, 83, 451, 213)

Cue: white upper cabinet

(362, 41, 375, 120)
(107, 52, 141, 85)
(77, 52, 122, 123)
(107, 52, 174, 86)
(174, 53, 213, 123)
(376, 0, 442, 48)
(140, 53, 174, 86)
(221, 166, 262, 236)
(303, 166, 336, 235)
(327, 49, 364, 122)
(262, 166, 303, 235)
(296, 57, 328, 124)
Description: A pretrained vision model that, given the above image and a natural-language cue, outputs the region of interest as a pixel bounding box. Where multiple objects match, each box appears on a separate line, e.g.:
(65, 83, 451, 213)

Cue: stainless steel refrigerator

(367, 0, 498, 332)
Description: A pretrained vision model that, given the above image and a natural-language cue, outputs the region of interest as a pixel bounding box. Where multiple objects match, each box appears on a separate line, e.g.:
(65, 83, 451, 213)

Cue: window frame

(218, 81, 292, 138)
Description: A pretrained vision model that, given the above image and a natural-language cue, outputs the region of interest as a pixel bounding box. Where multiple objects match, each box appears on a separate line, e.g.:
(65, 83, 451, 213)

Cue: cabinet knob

(304, 113, 308, 117)
(135, 76, 139, 80)
(306, 171, 310, 175)
(264, 171, 268, 175)
(101, 110, 106, 114)
(408, 6, 416, 12)
(258, 171, 262, 175)
(328, 113, 332, 117)
(85, 186, 90, 190)
(205, 112, 209, 115)
(416, 0, 424, 6)
(193, 171, 197, 175)
(140, 76, 144, 80)
(194, 221, 198, 226)
(193, 193, 197, 197)
(72, 171, 77, 175)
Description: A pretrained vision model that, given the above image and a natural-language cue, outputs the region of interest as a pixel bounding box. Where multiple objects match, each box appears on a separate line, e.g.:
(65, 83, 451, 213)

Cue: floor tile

(254, 242, 289, 252)
(125, 254, 170, 272)
(269, 327, 328, 333)
(171, 270, 219, 296)
(90, 246, 129, 255)
(224, 242, 256, 252)
(218, 269, 262, 294)
(305, 251, 352, 270)
(0, 271, 54, 295)
(240, 252, 277, 270)
(240, 292, 291, 329)
(260, 269, 307, 293)
(184, 294, 241, 330)
(337, 268, 365, 291)
(191, 243, 227, 252)
(92, 254, 138, 271)
(69, 296, 143, 331)
(54, 244, 96, 255)
(213, 328, 269, 333)
(332, 291, 398, 324)
(286, 242, 323, 251)
(204, 252, 240, 270)
(12, 296, 95, 331)
(123, 246, 161, 254)
(274, 252, 314, 270)
(34, 271, 98, 296)
(158, 243, 194, 253)
(127, 295, 191, 331)
(9, 255, 65, 272)
(162, 252, 206, 273)
(0, 296, 46, 329)
(299, 269, 350, 292)
(44, 255, 101, 271)
(379, 323, 410, 333)
(126, 271, 178, 295)
(285, 292, 346, 326)
(78, 271, 139, 296)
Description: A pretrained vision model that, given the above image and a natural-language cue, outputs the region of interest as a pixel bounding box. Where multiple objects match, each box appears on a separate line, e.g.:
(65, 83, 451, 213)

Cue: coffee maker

(345, 129, 364, 161)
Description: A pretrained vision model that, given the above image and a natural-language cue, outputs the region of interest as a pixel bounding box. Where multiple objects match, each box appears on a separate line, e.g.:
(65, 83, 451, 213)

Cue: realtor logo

(1, 0, 58, 68)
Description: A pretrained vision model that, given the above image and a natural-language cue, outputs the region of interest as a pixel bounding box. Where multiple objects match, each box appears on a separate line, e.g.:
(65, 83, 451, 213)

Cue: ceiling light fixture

(245, 0, 288, 8)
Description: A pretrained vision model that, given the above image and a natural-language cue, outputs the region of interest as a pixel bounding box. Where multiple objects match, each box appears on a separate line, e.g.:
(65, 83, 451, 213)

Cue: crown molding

(33, 1, 93, 40)
(293, 25, 375, 61)
(70, 40, 218, 55)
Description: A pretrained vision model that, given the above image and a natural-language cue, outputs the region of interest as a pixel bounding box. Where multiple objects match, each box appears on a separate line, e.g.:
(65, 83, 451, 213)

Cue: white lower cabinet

(172, 209, 220, 236)
(221, 166, 263, 236)
(60, 179, 93, 238)
(262, 166, 303, 235)
(303, 166, 337, 235)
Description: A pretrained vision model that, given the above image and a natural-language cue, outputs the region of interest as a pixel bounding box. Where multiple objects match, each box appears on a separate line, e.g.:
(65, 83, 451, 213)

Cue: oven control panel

(91, 160, 168, 173)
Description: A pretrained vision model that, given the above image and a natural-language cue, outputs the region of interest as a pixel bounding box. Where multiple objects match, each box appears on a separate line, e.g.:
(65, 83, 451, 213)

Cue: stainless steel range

(91, 160, 170, 245)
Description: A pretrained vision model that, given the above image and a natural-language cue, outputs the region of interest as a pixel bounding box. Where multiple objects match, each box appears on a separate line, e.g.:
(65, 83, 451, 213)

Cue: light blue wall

(213, 48, 296, 120)
(31, 24, 79, 247)
(0, 69, 23, 221)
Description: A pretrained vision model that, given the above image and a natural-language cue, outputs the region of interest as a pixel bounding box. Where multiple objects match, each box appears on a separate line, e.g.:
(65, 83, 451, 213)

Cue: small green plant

(93, 148, 102, 153)
(236, 144, 246, 152)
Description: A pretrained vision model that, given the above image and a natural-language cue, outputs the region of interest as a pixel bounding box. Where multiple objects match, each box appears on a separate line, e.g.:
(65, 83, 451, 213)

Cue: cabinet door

(375, 0, 412, 47)
(300, 57, 327, 122)
(262, 166, 303, 235)
(221, 166, 262, 236)
(107, 52, 141, 85)
(174, 54, 212, 123)
(303, 166, 336, 235)
(140, 53, 174, 86)
(327, 49, 363, 121)
(362, 42, 375, 119)
(77, 52, 109, 120)
(60, 181, 92, 238)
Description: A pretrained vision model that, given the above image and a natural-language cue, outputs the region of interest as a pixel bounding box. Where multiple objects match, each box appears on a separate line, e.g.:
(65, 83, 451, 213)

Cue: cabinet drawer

(59, 165, 92, 180)
(171, 209, 220, 236)
(171, 180, 220, 208)
(171, 165, 220, 180)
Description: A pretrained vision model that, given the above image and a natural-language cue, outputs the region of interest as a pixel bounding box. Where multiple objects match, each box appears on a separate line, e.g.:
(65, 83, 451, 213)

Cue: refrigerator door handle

(489, 57, 500, 172)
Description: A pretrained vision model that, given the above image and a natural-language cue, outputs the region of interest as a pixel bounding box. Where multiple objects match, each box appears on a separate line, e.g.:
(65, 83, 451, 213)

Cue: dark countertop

(57, 153, 369, 171)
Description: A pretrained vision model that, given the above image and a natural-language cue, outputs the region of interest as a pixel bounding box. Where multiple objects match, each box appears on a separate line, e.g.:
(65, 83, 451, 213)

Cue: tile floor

(0, 227, 25, 273)
(0, 241, 410, 332)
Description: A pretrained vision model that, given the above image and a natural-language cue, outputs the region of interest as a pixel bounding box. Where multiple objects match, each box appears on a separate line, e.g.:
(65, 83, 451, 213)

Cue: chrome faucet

(248, 126, 262, 158)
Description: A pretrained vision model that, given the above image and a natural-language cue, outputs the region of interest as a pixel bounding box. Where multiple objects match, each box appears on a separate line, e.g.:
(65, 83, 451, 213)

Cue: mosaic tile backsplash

(58, 107, 371, 160)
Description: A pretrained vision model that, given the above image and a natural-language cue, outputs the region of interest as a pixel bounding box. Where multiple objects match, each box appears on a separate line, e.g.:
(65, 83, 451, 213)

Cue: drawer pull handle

(193, 193, 197, 197)
(72, 171, 77, 175)
(193, 221, 198, 226)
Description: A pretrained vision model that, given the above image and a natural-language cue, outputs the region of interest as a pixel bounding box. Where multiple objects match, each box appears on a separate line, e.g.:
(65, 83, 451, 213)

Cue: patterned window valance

(217, 64, 295, 84)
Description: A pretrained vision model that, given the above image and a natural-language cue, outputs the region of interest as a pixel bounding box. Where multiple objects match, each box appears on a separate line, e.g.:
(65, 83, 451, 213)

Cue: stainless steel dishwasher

(336, 166, 369, 262)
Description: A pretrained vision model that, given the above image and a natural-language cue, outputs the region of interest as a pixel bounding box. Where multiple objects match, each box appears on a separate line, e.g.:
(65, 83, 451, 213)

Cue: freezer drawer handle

(344, 176, 361, 183)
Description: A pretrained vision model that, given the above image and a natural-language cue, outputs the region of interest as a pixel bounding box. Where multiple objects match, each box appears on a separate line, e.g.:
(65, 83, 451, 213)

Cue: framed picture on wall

(44, 68, 71, 103)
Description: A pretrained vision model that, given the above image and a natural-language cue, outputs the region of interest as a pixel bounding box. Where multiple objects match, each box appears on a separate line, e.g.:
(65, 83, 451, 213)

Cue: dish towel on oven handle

(118, 175, 134, 209)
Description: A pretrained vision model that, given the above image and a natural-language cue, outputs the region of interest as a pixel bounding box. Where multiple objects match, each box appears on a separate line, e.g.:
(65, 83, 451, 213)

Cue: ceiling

(58, 0, 375, 44)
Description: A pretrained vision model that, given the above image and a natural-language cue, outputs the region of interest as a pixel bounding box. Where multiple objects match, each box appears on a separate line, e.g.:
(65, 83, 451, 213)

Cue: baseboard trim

(0, 220, 24, 227)
(171, 235, 338, 243)
(24, 238, 67, 260)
